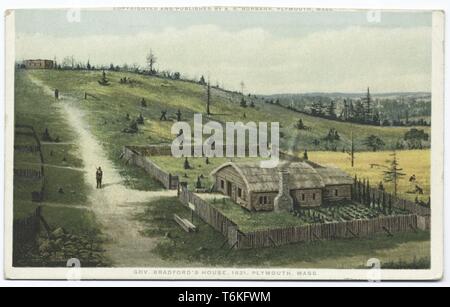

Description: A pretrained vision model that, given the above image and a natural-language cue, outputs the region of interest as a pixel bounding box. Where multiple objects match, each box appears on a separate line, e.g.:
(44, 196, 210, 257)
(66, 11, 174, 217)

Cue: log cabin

(211, 161, 353, 212)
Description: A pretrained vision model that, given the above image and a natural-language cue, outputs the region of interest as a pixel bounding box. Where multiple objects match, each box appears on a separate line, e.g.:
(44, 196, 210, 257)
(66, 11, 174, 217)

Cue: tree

(363, 135, 385, 152)
(240, 97, 247, 108)
(295, 118, 305, 130)
(324, 128, 340, 142)
(206, 82, 211, 115)
(146, 49, 157, 74)
(173, 72, 181, 80)
(327, 101, 337, 119)
(404, 128, 429, 149)
(311, 101, 325, 117)
(354, 100, 366, 123)
(199, 75, 206, 85)
(346, 130, 355, 167)
(363, 87, 372, 122)
(383, 151, 406, 196)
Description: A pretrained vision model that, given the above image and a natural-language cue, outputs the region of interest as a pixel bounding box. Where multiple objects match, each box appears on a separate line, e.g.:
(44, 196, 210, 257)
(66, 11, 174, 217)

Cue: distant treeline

(264, 90, 431, 127)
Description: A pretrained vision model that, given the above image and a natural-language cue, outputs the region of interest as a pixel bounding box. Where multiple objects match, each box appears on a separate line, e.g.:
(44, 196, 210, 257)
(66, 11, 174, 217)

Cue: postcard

(3, 7, 445, 280)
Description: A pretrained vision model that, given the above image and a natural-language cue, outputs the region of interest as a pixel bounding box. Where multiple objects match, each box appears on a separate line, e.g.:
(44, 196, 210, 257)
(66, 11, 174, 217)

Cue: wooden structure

(23, 59, 55, 69)
(211, 161, 353, 211)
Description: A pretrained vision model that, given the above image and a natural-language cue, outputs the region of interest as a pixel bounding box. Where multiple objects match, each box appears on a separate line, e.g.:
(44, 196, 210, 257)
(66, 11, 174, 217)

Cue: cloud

(15, 25, 432, 94)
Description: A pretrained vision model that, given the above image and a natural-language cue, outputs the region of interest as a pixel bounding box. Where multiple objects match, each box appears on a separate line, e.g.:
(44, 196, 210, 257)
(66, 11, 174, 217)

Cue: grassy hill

(24, 69, 430, 158)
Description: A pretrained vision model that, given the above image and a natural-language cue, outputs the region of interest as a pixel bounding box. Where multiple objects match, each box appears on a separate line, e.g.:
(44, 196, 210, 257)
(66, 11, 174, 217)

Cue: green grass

(204, 197, 410, 233)
(27, 69, 430, 155)
(209, 197, 309, 232)
(41, 166, 87, 205)
(13, 70, 105, 267)
(119, 162, 164, 191)
(135, 197, 430, 269)
(14, 71, 88, 213)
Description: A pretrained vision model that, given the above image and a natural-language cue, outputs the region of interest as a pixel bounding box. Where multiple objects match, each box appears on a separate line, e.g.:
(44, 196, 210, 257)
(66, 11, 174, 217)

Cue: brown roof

(211, 161, 353, 193)
(314, 167, 354, 186)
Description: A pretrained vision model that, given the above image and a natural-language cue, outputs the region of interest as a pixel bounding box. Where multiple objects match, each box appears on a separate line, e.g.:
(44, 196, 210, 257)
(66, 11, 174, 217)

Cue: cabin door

(226, 181, 233, 198)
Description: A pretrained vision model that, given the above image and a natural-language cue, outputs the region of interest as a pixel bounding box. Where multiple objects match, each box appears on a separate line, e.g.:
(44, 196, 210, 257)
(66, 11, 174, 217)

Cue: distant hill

(23, 69, 431, 156)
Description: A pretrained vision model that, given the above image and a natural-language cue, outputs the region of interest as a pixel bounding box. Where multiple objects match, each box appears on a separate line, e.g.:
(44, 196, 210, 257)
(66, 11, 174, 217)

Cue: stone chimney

(274, 170, 294, 212)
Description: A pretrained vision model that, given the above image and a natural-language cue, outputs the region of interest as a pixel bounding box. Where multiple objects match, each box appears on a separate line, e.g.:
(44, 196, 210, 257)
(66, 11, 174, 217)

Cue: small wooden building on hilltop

(23, 59, 55, 69)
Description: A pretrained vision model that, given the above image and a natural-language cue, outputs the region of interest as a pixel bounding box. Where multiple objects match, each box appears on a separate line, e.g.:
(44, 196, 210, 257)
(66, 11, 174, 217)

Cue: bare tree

(346, 130, 355, 167)
(206, 81, 211, 115)
(240, 81, 245, 94)
(146, 49, 157, 74)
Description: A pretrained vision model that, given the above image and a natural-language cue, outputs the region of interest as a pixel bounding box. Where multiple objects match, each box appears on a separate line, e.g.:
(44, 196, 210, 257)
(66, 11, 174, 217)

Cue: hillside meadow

(310, 150, 430, 202)
(26, 69, 430, 156)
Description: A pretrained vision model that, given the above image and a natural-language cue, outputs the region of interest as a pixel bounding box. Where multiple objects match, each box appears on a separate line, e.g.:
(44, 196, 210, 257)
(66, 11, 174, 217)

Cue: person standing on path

(96, 167, 103, 189)
(54, 88, 59, 100)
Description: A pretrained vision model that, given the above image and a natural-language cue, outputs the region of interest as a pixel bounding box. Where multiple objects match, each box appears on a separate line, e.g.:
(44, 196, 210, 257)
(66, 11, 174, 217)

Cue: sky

(14, 8, 433, 94)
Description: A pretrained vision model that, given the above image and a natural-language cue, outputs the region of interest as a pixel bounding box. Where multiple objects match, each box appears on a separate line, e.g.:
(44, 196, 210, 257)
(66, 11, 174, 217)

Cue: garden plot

(293, 202, 410, 224)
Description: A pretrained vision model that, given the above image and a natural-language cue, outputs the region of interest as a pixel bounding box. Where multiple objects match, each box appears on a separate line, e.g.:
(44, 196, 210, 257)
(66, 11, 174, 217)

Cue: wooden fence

(352, 178, 431, 217)
(122, 146, 179, 190)
(179, 185, 238, 244)
(15, 124, 46, 202)
(235, 214, 418, 249)
(179, 186, 427, 250)
(14, 168, 43, 180)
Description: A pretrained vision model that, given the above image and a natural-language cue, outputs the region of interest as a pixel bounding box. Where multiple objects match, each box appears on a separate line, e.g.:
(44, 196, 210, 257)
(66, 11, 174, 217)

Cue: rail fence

(15, 124, 45, 202)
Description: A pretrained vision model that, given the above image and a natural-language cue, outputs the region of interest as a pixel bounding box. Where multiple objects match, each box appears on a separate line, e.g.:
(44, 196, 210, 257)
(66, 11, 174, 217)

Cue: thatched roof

(314, 167, 354, 186)
(211, 161, 353, 193)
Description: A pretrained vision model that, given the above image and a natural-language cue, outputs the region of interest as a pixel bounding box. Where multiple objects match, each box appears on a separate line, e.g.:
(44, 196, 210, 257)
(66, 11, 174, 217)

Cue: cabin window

(313, 193, 316, 201)
(220, 180, 225, 189)
(238, 188, 242, 198)
(302, 194, 305, 201)
(259, 196, 269, 205)
(335, 189, 339, 196)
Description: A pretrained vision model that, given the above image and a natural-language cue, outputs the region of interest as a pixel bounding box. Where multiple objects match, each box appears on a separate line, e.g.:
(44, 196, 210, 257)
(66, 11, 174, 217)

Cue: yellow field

(310, 150, 430, 202)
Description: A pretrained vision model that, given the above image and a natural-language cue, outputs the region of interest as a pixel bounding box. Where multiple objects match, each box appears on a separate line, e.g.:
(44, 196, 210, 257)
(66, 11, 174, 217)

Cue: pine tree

(296, 118, 305, 130)
(240, 97, 247, 108)
(383, 151, 406, 196)
(364, 87, 372, 122)
(327, 101, 337, 119)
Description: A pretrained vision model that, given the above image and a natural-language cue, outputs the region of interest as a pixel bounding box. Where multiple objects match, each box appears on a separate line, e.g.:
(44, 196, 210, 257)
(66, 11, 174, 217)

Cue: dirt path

(29, 74, 179, 267)
(62, 101, 178, 267)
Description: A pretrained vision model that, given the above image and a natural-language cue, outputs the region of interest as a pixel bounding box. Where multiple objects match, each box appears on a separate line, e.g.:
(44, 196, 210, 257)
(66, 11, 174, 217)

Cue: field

(310, 150, 430, 202)
(24, 69, 432, 196)
(26, 69, 430, 157)
(135, 197, 430, 269)
(14, 71, 90, 222)
(13, 71, 106, 266)
(13, 69, 432, 269)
